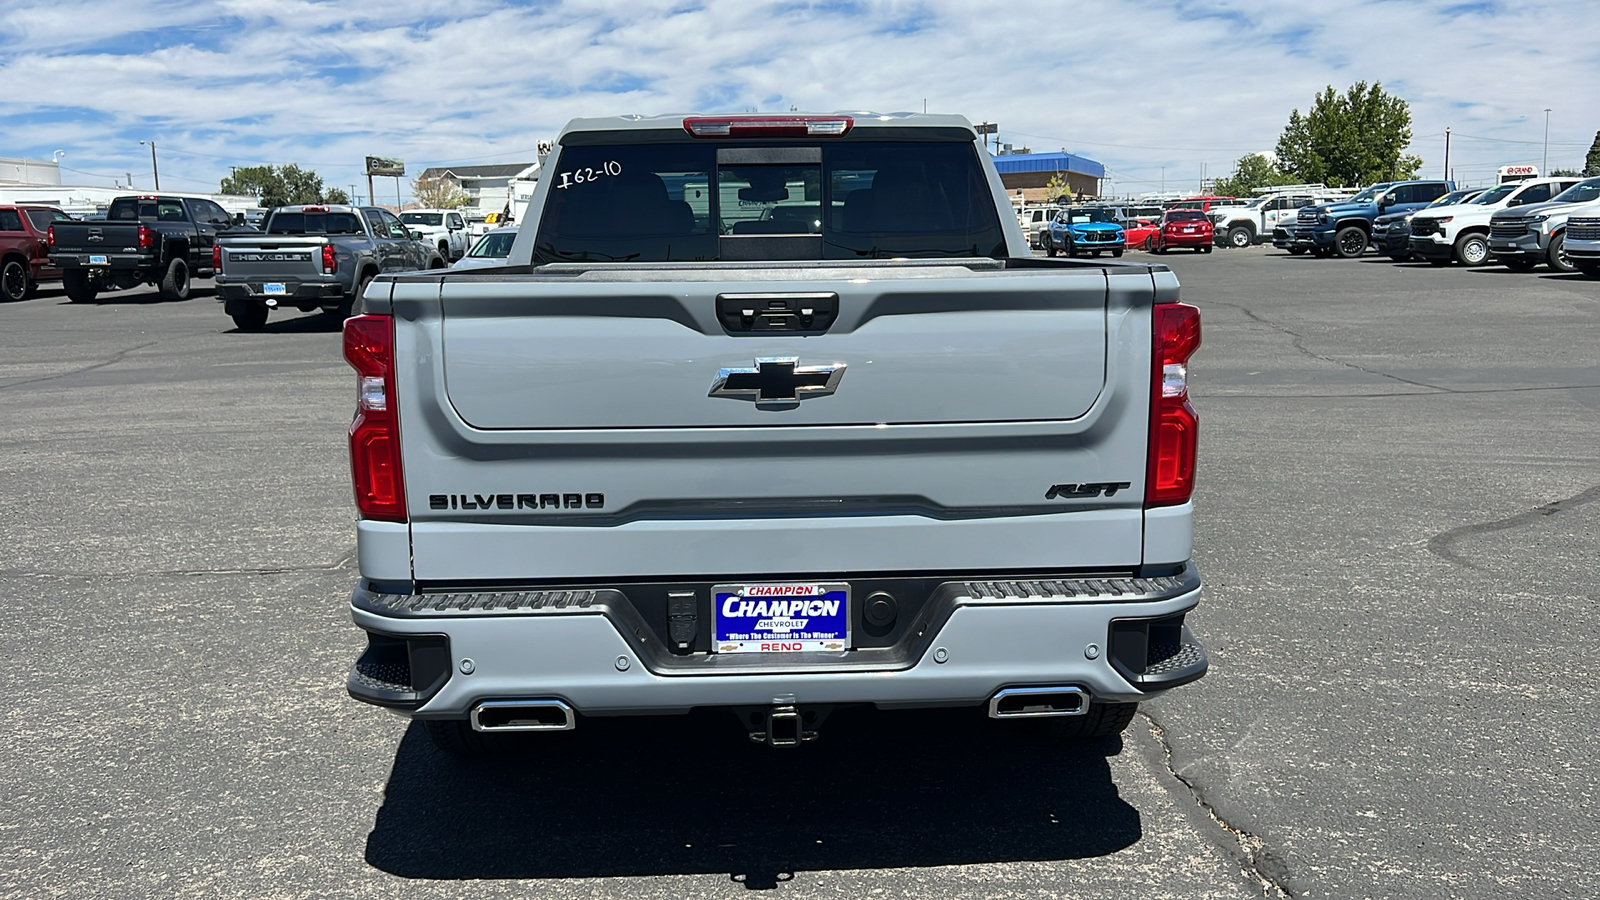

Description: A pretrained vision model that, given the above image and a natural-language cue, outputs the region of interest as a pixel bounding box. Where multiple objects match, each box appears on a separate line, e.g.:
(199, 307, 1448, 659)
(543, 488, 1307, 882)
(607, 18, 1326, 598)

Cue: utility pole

(1160, 166, 1165, 193)
(1444, 127, 1451, 180)
(1543, 108, 1552, 172)
(138, 141, 160, 190)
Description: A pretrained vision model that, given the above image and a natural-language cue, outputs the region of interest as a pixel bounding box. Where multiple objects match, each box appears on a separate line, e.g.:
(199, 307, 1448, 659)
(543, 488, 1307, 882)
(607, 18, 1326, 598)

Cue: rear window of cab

(532, 140, 1006, 263)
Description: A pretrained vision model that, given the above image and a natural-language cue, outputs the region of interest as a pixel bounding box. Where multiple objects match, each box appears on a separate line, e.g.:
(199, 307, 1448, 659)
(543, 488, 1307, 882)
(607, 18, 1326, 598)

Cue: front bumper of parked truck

(346, 564, 1208, 721)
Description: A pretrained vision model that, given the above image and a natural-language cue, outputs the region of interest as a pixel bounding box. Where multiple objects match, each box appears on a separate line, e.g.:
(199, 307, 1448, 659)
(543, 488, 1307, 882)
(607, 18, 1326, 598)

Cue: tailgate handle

(716, 292, 838, 334)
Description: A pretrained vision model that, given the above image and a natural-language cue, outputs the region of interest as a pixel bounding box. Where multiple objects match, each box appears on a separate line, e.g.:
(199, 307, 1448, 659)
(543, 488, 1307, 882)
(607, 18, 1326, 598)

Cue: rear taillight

(683, 115, 853, 138)
(47, 225, 55, 247)
(322, 244, 337, 275)
(344, 315, 406, 522)
(138, 225, 153, 249)
(212, 245, 221, 271)
(1146, 303, 1200, 507)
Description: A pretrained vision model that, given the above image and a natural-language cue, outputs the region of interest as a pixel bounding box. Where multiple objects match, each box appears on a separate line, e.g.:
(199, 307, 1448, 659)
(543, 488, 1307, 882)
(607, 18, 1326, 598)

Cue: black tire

(1111, 248, 1123, 258)
(1155, 244, 1167, 254)
(1287, 246, 1307, 255)
(1502, 257, 1538, 272)
(1226, 226, 1252, 249)
(230, 301, 269, 331)
(158, 257, 190, 301)
(336, 273, 374, 320)
(1333, 226, 1368, 258)
(62, 268, 98, 303)
(1453, 232, 1491, 267)
(1311, 246, 1332, 258)
(1046, 241, 1057, 257)
(1387, 250, 1413, 262)
(1043, 702, 1139, 740)
(1547, 233, 1574, 273)
(1574, 259, 1600, 279)
(1, 258, 28, 302)
(1143, 236, 1155, 251)
(425, 718, 506, 756)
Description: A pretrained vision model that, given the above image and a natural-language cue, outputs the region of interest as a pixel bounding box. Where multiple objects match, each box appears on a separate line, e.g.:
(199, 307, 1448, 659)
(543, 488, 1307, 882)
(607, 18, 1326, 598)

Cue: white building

(0, 157, 62, 186)
(416, 162, 541, 220)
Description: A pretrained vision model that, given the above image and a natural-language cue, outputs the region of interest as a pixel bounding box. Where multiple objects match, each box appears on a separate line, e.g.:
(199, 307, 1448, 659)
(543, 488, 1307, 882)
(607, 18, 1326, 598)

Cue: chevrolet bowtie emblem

(709, 357, 846, 408)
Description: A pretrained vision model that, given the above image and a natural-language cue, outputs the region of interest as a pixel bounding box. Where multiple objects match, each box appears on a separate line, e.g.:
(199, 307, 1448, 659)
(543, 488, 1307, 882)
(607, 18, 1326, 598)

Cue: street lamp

(138, 140, 160, 190)
(1542, 109, 1551, 173)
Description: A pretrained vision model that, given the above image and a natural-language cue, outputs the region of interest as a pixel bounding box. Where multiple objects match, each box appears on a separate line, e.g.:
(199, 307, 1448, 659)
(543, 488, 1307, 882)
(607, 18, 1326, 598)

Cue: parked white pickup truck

(1207, 185, 1343, 248)
(340, 112, 1208, 753)
(398, 208, 469, 261)
(1408, 176, 1584, 266)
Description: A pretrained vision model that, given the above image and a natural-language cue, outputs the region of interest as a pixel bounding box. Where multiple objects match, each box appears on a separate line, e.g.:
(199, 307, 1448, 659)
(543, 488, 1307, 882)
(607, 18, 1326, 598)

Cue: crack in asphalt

(0, 340, 162, 391)
(1427, 483, 1600, 568)
(0, 549, 357, 580)
(1141, 712, 1295, 899)
(1207, 300, 1452, 393)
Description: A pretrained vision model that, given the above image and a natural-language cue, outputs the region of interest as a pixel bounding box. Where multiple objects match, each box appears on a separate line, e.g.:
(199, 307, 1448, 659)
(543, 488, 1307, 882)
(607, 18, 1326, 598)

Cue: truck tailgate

(49, 222, 142, 254)
(392, 263, 1160, 581)
(217, 235, 327, 282)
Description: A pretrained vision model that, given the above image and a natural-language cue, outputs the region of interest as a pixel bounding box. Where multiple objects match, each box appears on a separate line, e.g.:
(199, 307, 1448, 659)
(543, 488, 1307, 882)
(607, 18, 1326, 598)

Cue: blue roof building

(991, 151, 1104, 198)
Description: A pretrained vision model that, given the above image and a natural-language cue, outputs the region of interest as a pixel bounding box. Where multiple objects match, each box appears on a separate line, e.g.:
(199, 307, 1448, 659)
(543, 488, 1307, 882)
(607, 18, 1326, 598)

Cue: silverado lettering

(428, 493, 604, 510)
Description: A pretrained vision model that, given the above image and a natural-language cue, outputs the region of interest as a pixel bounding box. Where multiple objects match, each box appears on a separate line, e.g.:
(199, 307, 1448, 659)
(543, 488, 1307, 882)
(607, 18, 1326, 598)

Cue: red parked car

(1124, 217, 1161, 251)
(1, 205, 73, 301)
(1154, 209, 1214, 253)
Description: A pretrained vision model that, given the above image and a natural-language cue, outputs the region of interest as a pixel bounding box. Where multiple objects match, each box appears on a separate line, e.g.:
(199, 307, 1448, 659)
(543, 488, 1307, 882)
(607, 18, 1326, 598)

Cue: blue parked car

(1279, 180, 1454, 258)
(1043, 206, 1126, 258)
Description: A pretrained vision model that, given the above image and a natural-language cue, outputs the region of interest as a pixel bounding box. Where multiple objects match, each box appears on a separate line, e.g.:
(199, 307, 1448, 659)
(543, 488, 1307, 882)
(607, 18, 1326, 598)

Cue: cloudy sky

(3, 0, 1598, 201)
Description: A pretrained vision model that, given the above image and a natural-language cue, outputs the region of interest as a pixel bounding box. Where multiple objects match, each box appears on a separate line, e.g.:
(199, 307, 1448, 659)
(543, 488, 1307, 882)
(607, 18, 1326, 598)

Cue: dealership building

(991, 151, 1106, 202)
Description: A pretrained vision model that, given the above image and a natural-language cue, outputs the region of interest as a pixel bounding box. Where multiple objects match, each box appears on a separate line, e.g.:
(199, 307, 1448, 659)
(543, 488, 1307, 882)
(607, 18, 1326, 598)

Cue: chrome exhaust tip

(470, 699, 576, 732)
(988, 686, 1089, 719)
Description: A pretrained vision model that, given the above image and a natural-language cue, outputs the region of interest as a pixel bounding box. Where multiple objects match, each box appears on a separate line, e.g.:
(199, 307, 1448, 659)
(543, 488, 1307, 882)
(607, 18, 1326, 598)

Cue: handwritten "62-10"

(556, 161, 623, 189)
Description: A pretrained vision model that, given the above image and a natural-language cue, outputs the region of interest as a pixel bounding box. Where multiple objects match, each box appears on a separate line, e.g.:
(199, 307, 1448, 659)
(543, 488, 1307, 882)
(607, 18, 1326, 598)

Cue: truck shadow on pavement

(364, 706, 1141, 888)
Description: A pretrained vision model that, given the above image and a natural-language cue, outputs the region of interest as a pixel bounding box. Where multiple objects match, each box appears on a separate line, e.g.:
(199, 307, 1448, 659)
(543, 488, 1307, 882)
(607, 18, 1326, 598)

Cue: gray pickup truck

(214, 204, 444, 330)
(341, 113, 1208, 753)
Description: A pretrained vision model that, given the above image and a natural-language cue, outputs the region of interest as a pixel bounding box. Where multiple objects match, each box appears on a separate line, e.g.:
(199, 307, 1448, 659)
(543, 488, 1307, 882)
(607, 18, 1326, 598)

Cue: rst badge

(713, 583, 849, 653)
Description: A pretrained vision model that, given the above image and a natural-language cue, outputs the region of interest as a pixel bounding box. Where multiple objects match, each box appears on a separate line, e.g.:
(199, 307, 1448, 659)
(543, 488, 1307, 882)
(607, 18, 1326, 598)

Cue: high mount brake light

(344, 315, 406, 521)
(302, 206, 329, 213)
(1146, 303, 1201, 508)
(683, 115, 853, 138)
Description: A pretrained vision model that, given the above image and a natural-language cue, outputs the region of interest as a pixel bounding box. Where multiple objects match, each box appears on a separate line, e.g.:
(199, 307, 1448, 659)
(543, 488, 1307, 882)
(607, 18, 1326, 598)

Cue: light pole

(138, 140, 160, 190)
(1542, 109, 1551, 173)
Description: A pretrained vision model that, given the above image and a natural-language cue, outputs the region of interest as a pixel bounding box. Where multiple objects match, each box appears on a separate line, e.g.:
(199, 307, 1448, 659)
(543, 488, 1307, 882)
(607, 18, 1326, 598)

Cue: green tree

(218, 164, 338, 207)
(1585, 130, 1600, 177)
(1274, 82, 1423, 186)
(1212, 153, 1297, 198)
(325, 187, 350, 204)
(1044, 172, 1072, 203)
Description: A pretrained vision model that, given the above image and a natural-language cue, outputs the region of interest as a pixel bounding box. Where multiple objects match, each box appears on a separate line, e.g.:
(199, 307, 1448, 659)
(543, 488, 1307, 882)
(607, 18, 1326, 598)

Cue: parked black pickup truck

(48, 194, 235, 302)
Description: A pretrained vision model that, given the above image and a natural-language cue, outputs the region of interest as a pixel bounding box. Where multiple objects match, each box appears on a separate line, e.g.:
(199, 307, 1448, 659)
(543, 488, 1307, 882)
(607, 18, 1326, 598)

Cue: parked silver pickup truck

(341, 113, 1208, 753)
(214, 204, 444, 330)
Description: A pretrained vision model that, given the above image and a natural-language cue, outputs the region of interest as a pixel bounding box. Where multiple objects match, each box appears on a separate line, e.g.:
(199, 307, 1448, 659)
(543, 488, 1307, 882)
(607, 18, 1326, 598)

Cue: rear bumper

(215, 280, 345, 309)
(49, 252, 155, 273)
(346, 565, 1208, 717)
(1161, 233, 1212, 248)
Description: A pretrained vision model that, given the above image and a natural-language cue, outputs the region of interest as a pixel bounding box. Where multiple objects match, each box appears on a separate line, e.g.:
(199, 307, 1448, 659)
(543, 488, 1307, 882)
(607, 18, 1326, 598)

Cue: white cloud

(2, 0, 1597, 199)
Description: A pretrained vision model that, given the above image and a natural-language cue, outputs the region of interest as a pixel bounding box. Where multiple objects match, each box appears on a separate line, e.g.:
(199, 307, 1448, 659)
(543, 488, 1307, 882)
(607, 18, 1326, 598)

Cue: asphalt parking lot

(2, 249, 1598, 899)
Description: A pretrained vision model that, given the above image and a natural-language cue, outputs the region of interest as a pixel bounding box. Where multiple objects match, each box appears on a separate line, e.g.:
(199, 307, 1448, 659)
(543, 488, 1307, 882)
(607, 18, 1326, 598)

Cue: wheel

(1574, 259, 1600, 279)
(1, 258, 28, 302)
(158, 257, 190, 301)
(1287, 246, 1307, 255)
(1227, 226, 1252, 249)
(1038, 702, 1139, 741)
(1453, 233, 1490, 267)
(336, 274, 374, 320)
(1155, 244, 1167, 254)
(230, 301, 269, 331)
(1143, 236, 1155, 251)
(1547, 233, 1575, 273)
(62, 268, 98, 303)
(1333, 226, 1368, 258)
(1502, 257, 1538, 272)
(425, 719, 496, 756)
(1111, 248, 1123, 258)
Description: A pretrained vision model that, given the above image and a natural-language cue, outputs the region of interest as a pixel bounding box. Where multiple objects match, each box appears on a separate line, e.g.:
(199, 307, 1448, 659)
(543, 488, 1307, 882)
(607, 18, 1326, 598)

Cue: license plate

(1182, 227, 1195, 233)
(713, 583, 849, 653)
(263, 283, 286, 295)
(88, 255, 107, 265)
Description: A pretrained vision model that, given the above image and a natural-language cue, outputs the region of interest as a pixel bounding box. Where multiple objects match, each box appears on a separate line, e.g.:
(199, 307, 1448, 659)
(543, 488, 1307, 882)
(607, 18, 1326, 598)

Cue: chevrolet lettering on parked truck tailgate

(340, 111, 1208, 753)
